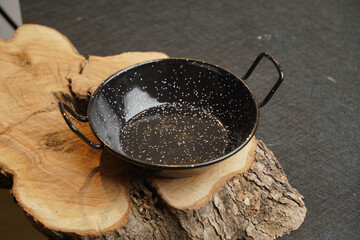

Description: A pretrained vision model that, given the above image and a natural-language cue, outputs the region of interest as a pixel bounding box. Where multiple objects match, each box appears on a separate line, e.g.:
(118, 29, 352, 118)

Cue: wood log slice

(0, 25, 306, 240)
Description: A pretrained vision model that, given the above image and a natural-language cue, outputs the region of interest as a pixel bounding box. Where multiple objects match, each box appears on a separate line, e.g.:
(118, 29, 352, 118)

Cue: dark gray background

(1, 0, 359, 239)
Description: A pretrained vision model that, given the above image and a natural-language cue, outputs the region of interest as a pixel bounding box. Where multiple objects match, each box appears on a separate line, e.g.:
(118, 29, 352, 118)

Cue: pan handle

(59, 102, 104, 149)
(242, 52, 284, 108)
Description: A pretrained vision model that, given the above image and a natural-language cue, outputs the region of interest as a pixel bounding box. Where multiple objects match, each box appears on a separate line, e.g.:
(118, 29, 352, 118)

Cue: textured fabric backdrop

(16, 0, 360, 239)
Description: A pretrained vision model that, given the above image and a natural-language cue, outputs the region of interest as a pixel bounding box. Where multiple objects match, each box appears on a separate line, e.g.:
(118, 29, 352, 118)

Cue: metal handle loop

(59, 102, 103, 149)
(242, 52, 284, 108)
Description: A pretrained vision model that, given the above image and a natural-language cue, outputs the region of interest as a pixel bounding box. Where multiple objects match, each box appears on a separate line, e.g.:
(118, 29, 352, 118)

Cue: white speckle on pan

(327, 76, 337, 83)
(257, 34, 272, 40)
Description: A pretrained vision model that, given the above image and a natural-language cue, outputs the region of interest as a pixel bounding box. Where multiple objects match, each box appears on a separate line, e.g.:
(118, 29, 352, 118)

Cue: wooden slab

(0, 24, 306, 239)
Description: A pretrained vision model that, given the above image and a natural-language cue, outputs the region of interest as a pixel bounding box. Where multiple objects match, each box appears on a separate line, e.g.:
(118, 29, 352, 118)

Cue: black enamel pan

(59, 52, 283, 177)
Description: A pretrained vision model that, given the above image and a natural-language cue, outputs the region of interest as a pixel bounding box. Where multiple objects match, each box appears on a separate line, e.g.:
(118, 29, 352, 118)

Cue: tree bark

(0, 24, 306, 240)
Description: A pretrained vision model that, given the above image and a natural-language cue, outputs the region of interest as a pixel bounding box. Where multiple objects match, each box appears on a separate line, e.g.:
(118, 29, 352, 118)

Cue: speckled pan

(59, 52, 283, 177)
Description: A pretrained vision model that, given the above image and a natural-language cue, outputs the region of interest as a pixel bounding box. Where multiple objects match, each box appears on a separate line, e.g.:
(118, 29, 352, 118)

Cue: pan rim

(87, 58, 259, 170)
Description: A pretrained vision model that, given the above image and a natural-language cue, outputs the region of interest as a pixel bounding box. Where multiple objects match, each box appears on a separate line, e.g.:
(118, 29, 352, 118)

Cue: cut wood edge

(0, 164, 14, 189)
(152, 137, 257, 210)
(1, 23, 84, 58)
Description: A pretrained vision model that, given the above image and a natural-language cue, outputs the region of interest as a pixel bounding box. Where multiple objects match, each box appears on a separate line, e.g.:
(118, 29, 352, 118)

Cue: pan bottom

(119, 103, 229, 165)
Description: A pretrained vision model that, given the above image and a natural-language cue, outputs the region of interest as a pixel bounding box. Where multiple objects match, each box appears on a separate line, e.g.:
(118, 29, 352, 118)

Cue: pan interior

(89, 59, 257, 166)
(119, 102, 229, 165)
